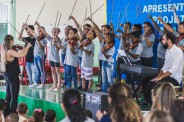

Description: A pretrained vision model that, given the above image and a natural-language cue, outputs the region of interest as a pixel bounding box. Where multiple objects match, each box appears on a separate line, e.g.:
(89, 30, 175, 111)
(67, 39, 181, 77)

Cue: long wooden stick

(81, 7, 87, 26)
(110, 0, 114, 22)
(89, 0, 92, 25)
(158, 0, 172, 16)
(57, 13, 62, 28)
(7, 20, 28, 43)
(117, 11, 122, 29)
(54, 11, 59, 28)
(34, 2, 46, 24)
(87, 4, 104, 18)
(25, 15, 30, 24)
(120, 2, 129, 26)
(68, 0, 78, 21)
(144, 0, 158, 20)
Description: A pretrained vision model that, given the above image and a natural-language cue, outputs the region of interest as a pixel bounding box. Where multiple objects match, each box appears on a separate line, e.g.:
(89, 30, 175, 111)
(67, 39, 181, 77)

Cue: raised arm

(93, 27, 103, 42)
(18, 23, 27, 41)
(8, 43, 32, 58)
(35, 21, 50, 38)
(69, 16, 83, 34)
(148, 14, 160, 32)
(157, 16, 174, 33)
(86, 17, 101, 33)
(172, 6, 180, 26)
(26, 25, 36, 36)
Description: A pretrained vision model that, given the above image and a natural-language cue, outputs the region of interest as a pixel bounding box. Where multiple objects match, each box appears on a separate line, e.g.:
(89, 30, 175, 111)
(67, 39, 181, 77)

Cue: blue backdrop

(106, 0, 184, 68)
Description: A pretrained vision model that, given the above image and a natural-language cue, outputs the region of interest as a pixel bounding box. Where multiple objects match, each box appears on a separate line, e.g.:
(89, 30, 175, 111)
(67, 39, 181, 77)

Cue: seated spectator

(84, 109, 93, 119)
(32, 108, 44, 122)
(170, 99, 184, 122)
(144, 110, 174, 122)
(45, 109, 56, 122)
(60, 89, 94, 122)
(17, 103, 28, 122)
(151, 82, 176, 113)
(6, 113, 19, 122)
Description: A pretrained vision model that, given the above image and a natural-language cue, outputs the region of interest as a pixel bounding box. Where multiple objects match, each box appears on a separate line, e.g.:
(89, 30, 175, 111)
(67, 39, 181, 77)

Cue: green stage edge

(0, 87, 65, 122)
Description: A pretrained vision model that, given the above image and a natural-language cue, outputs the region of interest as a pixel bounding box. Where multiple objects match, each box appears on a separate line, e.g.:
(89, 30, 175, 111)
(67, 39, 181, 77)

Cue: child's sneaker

(37, 84, 45, 89)
(29, 83, 39, 88)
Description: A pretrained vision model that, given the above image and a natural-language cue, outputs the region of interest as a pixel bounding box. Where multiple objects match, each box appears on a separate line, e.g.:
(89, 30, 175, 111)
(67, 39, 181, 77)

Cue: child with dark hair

(0, 99, 6, 122)
(32, 108, 44, 122)
(60, 89, 94, 122)
(45, 109, 56, 122)
(17, 103, 28, 122)
(85, 109, 93, 119)
(60, 25, 73, 87)
(63, 28, 79, 89)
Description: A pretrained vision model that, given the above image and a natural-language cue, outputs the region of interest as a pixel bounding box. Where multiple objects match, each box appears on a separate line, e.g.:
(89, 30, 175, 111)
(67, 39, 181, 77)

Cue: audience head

(17, 103, 28, 115)
(84, 109, 93, 119)
(151, 82, 163, 102)
(6, 113, 19, 122)
(170, 99, 184, 122)
(151, 82, 176, 113)
(144, 110, 174, 122)
(45, 109, 56, 122)
(33, 108, 44, 122)
(108, 83, 131, 105)
(61, 89, 87, 122)
(110, 98, 142, 122)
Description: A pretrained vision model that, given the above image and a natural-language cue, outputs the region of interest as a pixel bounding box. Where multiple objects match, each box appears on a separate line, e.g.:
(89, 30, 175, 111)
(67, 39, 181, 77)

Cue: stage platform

(0, 85, 65, 121)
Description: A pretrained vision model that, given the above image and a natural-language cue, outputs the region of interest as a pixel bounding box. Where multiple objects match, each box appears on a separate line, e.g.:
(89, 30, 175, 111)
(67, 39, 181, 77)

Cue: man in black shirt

(18, 24, 36, 87)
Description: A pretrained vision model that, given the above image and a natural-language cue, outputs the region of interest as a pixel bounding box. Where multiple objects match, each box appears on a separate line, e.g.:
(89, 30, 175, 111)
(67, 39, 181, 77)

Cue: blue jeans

(26, 62, 36, 84)
(102, 61, 114, 92)
(65, 65, 77, 88)
(61, 54, 67, 85)
(34, 55, 46, 84)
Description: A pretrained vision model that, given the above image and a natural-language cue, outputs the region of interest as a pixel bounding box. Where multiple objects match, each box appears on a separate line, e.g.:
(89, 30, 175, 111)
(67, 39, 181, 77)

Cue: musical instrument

(79, 40, 92, 48)
(12, 44, 24, 51)
(54, 11, 59, 28)
(68, 0, 78, 21)
(102, 41, 114, 52)
(177, 33, 184, 42)
(120, 63, 158, 76)
(34, 2, 46, 25)
(128, 42, 139, 50)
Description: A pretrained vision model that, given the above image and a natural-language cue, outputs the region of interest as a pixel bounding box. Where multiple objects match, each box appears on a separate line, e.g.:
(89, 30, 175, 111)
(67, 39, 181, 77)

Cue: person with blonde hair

(151, 82, 176, 113)
(144, 110, 174, 122)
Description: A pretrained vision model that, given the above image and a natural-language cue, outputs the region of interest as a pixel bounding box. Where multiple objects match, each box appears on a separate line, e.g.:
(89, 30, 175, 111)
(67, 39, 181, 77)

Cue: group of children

(0, 99, 56, 122)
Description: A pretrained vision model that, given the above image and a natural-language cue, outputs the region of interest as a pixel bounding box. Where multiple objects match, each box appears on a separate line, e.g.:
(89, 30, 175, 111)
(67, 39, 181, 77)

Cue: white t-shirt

(47, 36, 60, 63)
(140, 33, 155, 58)
(19, 115, 28, 122)
(64, 43, 79, 67)
(157, 30, 166, 59)
(81, 41, 95, 68)
(102, 41, 115, 62)
(34, 34, 47, 57)
(127, 43, 143, 62)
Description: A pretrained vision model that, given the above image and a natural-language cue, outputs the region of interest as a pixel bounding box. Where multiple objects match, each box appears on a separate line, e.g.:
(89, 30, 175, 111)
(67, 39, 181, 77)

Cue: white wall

(15, 0, 106, 67)
(15, 0, 106, 32)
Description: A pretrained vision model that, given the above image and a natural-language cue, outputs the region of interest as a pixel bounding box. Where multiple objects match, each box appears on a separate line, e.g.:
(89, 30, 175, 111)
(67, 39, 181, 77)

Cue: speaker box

(83, 92, 109, 121)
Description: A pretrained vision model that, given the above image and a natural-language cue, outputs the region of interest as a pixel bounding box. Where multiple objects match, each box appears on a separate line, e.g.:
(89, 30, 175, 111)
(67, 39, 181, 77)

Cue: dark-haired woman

(1, 35, 31, 117)
(60, 89, 94, 122)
